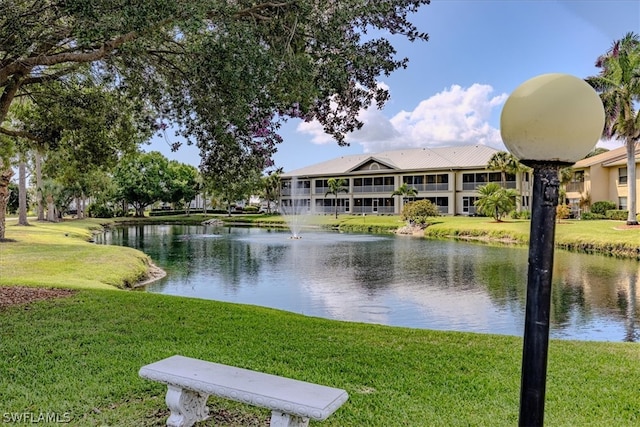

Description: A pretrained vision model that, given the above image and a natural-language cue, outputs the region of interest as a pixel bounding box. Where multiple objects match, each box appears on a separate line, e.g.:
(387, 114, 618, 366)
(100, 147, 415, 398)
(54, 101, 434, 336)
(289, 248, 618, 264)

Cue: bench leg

(270, 411, 310, 427)
(165, 385, 210, 427)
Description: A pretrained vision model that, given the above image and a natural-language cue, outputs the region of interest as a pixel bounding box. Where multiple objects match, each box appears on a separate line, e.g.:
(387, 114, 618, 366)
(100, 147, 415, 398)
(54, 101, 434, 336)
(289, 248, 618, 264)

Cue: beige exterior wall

(568, 152, 640, 214)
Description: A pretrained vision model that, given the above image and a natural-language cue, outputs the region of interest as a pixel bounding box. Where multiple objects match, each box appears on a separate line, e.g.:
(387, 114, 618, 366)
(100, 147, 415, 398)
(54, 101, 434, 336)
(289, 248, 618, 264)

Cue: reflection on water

(96, 225, 640, 342)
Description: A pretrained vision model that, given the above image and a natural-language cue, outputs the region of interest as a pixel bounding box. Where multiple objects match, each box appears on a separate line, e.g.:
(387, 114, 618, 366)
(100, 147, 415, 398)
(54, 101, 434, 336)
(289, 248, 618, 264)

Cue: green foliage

(586, 32, 640, 224)
(474, 182, 518, 222)
(392, 182, 418, 198)
(581, 212, 606, 220)
(606, 210, 630, 221)
(87, 203, 115, 218)
(113, 151, 170, 217)
(510, 210, 531, 220)
(324, 177, 349, 218)
(591, 200, 617, 215)
(6, 182, 19, 214)
(486, 151, 523, 179)
(1, 0, 431, 176)
(401, 199, 439, 225)
(260, 168, 282, 214)
(165, 161, 200, 211)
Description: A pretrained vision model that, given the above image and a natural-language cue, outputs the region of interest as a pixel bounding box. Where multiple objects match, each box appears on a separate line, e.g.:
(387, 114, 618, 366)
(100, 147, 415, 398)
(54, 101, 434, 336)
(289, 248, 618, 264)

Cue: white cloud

(296, 83, 508, 153)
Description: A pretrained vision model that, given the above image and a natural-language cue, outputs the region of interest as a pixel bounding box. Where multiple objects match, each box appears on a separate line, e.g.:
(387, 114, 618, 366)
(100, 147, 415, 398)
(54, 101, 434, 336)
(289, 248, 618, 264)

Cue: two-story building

(567, 145, 640, 215)
(280, 145, 529, 216)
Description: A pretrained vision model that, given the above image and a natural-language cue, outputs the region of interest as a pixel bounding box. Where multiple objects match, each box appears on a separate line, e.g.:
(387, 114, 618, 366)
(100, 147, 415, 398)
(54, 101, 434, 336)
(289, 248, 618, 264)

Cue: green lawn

(0, 217, 639, 426)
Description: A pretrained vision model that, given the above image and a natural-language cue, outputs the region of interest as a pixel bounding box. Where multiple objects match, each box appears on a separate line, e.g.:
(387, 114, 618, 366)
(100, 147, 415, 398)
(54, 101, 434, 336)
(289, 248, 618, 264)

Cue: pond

(96, 224, 640, 342)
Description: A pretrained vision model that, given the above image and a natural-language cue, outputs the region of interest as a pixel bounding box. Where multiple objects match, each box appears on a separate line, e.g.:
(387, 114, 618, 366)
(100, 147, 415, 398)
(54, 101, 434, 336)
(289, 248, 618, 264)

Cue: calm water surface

(97, 224, 640, 342)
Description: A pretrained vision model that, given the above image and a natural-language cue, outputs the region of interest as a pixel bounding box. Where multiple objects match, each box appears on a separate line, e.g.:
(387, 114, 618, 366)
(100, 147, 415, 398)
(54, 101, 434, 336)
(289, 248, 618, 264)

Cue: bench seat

(139, 355, 349, 427)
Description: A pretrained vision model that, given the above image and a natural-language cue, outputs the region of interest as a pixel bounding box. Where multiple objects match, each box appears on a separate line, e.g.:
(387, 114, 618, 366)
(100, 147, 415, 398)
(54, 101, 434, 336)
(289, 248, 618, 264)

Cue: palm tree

(392, 182, 418, 207)
(475, 182, 518, 222)
(324, 177, 348, 219)
(586, 32, 640, 225)
(261, 168, 282, 214)
(487, 151, 515, 185)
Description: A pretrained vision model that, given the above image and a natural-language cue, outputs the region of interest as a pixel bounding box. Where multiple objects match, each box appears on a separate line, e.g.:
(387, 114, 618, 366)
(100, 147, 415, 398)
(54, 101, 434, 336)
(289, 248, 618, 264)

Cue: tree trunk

(0, 166, 14, 240)
(626, 142, 638, 225)
(46, 194, 57, 222)
(35, 151, 44, 221)
(203, 191, 208, 214)
(18, 156, 29, 226)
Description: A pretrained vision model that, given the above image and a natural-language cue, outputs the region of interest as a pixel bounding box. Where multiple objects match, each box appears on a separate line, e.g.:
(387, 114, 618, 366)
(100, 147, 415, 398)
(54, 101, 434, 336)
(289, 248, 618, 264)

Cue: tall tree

(165, 161, 200, 214)
(261, 168, 283, 214)
(17, 152, 29, 225)
(586, 32, 640, 225)
(486, 151, 518, 184)
(0, 0, 431, 239)
(324, 177, 348, 219)
(0, 134, 14, 239)
(113, 151, 171, 217)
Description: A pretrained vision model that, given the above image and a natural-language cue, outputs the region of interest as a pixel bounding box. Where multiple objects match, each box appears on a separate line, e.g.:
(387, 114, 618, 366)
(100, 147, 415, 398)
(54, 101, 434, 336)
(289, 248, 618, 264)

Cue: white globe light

(500, 73, 605, 163)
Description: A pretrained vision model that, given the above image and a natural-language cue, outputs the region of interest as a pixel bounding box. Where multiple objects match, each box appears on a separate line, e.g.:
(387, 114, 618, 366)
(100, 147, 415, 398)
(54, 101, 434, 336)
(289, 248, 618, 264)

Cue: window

(403, 175, 423, 185)
(619, 167, 628, 185)
(572, 171, 584, 182)
(426, 174, 448, 184)
(619, 197, 628, 210)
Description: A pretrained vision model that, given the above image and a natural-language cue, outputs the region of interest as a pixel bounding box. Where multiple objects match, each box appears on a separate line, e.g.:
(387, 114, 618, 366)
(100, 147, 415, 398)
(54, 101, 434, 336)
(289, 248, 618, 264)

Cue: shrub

(556, 204, 571, 220)
(606, 210, 629, 221)
(591, 200, 616, 216)
(243, 205, 259, 213)
(581, 212, 606, 220)
(401, 199, 439, 225)
(87, 203, 114, 218)
(510, 210, 532, 220)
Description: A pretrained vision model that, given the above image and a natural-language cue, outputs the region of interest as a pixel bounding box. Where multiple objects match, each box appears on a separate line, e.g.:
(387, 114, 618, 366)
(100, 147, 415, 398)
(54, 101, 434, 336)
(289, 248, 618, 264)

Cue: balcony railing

(352, 206, 395, 214)
(565, 182, 584, 193)
(281, 188, 311, 196)
(315, 206, 350, 214)
(462, 180, 517, 191)
(352, 185, 396, 193)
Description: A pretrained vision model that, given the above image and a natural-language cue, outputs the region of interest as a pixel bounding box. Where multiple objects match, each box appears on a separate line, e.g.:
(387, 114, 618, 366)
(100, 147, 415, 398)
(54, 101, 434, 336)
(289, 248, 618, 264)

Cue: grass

(0, 219, 152, 289)
(1, 216, 639, 426)
(1, 289, 638, 426)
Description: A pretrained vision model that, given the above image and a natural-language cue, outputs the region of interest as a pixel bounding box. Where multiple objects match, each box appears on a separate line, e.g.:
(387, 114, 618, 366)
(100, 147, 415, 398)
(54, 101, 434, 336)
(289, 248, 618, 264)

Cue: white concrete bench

(139, 355, 349, 427)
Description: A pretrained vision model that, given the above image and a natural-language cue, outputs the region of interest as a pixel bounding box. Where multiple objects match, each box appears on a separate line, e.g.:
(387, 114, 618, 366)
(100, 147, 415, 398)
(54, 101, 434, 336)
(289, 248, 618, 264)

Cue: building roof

(573, 145, 640, 169)
(282, 145, 500, 178)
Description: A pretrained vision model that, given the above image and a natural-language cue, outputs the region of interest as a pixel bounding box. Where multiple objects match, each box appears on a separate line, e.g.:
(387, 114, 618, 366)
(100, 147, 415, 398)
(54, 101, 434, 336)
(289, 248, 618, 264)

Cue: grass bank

(1, 218, 639, 426)
(210, 213, 640, 258)
(0, 219, 151, 289)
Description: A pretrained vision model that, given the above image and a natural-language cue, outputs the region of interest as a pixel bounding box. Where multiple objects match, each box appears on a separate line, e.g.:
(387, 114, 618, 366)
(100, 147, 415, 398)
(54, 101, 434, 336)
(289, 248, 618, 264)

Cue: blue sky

(148, 0, 640, 173)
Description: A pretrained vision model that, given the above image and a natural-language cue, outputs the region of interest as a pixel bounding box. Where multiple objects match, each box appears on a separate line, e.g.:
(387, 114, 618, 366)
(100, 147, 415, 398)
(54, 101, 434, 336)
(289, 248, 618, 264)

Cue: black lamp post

(500, 73, 605, 427)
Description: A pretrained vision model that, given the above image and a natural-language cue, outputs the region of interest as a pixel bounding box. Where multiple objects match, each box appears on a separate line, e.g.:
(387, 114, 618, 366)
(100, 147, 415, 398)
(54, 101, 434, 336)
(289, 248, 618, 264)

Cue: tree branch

(0, 126, 43, 142)
(0, 31, 139, 86)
